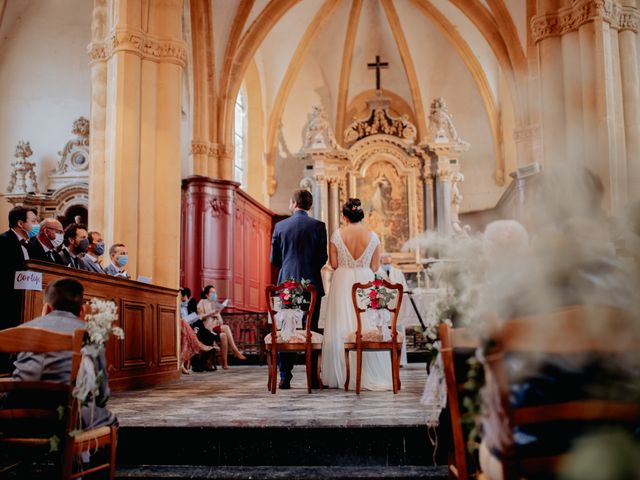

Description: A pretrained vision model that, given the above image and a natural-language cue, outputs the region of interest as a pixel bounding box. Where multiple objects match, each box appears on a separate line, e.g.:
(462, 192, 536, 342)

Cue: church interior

(1, 0, 640, 479)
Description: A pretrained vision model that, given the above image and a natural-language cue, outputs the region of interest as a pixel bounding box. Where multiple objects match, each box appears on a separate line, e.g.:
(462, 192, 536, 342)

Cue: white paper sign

(14, 271, 43, 291)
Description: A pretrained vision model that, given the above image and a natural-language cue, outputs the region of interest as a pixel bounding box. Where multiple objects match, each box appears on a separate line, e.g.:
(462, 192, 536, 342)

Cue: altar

(296, 88, 471, 270)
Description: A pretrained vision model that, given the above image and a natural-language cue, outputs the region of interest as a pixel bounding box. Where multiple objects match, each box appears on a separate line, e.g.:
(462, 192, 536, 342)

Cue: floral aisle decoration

(73, 298, 123, 409)
(357, 276, 396, 340)
(275, 278, 310, 341)
(406, 232, 487, 454)
(49, 299, 123, 452)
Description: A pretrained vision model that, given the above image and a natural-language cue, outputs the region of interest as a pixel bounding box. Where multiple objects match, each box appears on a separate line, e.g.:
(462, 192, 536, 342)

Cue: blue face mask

(209, 292, 218, 302)
(26, 224, 40, 239)
(94, 242, 105, 256)
(382, 264, 391, 273)
(117, 255, 128, 267)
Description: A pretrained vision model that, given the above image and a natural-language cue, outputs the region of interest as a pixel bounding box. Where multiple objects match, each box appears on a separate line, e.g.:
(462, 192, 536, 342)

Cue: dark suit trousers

(279, 297, 322, 383)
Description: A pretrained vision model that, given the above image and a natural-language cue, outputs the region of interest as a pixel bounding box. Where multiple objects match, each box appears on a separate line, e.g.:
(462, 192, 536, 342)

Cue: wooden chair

(440, 323, 479, 480)
(483, 305, 640, 480)
(345, 280, 404, 394)
(264, 284, 322, 394)
(0, 326, 117, 479)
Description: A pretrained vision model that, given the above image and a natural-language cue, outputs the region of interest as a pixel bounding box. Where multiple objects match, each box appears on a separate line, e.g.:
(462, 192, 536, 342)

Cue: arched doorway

(62, 204, 88, 228)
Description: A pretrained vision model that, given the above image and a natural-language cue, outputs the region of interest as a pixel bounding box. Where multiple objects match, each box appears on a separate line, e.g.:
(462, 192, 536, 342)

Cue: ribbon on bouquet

(364, 309, 392, 341)
(73, 345, 99, 403)
(275, 309, 304, 341)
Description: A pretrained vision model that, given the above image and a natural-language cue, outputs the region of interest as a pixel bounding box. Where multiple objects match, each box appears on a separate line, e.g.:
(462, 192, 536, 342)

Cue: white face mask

(51, 233, 64, 248)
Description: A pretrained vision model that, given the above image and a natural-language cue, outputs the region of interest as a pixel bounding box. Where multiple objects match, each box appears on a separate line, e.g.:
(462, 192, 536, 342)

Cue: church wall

(0, 0, 92, 230)
(271, 56, 333, 214)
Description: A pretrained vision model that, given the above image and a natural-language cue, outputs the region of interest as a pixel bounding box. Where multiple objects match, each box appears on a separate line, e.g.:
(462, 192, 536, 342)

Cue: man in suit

(10, 277, 117, 429)
(58, 223, 91, 271)
(84, 231, 106, 274)
(0, 206, 39, 331)
(28, 218, 66, 265)
(104, 243, 130, 279)
(270, 189, 328, 389)
(0, 206, 38, 372)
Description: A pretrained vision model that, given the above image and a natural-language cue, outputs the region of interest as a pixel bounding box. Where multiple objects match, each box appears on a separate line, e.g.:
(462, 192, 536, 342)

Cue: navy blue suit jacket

(270, 210, 328, 297)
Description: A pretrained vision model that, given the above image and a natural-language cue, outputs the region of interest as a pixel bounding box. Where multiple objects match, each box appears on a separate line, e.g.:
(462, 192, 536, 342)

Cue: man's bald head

(38, 217, 64, 248)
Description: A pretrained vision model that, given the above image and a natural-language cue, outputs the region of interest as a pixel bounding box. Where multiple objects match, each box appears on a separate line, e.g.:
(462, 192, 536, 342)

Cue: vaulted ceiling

(207, 0, 528, 193)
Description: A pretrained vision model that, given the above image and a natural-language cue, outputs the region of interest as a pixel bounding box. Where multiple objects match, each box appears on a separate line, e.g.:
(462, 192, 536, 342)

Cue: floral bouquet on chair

(276, 278, 310, 341)
(74, 298, 124, 405)
(357, 275, 396, 341)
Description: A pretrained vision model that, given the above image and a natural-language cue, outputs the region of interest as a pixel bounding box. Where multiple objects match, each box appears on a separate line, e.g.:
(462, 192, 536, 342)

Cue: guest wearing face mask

(0, 206, 39, 334)
(84, 231, 106, 274)
(28, 218, 66, 265)
(59, 224, 91, 271)
(196, 285, 246, 369)
(105, 243, 130, 279)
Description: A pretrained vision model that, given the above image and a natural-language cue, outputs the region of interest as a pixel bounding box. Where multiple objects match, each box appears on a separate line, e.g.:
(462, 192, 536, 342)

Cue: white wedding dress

(321, 229, 393, 391)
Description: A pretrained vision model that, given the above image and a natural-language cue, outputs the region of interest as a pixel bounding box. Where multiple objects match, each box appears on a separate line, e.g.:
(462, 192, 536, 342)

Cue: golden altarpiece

(298, 92, 470, 265)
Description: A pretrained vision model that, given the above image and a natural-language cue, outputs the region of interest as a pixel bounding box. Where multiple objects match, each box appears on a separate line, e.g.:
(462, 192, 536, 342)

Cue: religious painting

(356, 160, 410, 253)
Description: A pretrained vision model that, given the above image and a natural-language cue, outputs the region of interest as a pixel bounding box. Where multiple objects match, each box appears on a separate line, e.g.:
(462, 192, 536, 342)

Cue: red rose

(370, 299, 380, 309)
(368, 290, 377, 299)
(372, 279, 383, 288)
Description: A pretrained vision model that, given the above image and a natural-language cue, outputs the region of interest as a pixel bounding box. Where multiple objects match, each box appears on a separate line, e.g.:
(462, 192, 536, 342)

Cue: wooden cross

(367, 55, 389, 91)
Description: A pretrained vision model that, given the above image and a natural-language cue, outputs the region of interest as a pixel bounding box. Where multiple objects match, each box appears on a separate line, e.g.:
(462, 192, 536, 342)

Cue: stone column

(316, 175, 330, 238)
(422, 174, 435, 231)
(328, 179, 341, 238)
(619, 0, 640, 200)
(435, 172, 452, 236)
(189, 0, 215, 176)
(531, 0, 640, 213)
(88, 0, 186, 288)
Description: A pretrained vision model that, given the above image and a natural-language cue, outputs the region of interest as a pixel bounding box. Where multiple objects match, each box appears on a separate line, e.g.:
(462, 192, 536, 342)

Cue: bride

(321, 198, 393, 391)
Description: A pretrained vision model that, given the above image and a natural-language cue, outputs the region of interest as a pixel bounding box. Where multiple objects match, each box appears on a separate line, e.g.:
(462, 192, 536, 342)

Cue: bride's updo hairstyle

(343, 198, 365, 223)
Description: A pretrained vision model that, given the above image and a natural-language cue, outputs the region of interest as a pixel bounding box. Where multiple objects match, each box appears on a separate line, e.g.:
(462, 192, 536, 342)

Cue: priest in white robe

(376, 253, 409, 366)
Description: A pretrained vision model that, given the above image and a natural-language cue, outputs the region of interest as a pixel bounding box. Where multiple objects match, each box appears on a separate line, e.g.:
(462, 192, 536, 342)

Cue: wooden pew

(20, 260, 180, 391)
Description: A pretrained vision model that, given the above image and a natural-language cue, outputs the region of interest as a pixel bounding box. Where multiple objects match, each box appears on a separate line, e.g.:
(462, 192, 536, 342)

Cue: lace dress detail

(322, 229, 392, 391)
(331, 229, 379, 269)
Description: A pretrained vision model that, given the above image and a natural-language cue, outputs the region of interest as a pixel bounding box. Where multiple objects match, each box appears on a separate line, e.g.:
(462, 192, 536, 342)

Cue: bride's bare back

(329, 223, 380, 271)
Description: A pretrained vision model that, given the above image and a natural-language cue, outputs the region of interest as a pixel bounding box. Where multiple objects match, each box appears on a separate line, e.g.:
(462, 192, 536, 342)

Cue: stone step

(116, 425, 448, 467)
(116, 465, 449, 479)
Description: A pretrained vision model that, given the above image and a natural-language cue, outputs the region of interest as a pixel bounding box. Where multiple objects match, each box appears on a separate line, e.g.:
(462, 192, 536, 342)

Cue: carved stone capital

(513, 124, 541, 144)
(191, 141, 209, 156)
(531, 0, 640, 43)
(88, 27, 187, 67)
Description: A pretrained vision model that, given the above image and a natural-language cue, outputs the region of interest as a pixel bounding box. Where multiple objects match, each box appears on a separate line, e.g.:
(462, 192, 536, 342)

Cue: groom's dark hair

(292, 190, 313, 211)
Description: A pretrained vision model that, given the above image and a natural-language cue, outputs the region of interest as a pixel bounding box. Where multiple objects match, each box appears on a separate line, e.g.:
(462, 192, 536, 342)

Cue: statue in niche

(427, 97, 460, 143)
(301, 105, 341, 151)
(450, 171, 470, 236)
(7, 141, 39, 195)
(370, 173, 392, 217)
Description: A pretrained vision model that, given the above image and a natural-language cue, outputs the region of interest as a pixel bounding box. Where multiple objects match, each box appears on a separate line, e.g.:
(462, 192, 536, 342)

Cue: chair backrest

(351, 280, 403, 344)
(265, 283, 317, 340)
(439, 323, 479, 479)
(0, 326, 85, 474)
(485, 305, 640, 478)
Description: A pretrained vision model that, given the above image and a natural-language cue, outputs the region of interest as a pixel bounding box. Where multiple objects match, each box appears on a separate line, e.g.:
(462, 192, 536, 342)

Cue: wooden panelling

(121, 301, 147, 369)
(181, 177, 276, 312)
(21, 261, 180, 391)
(158, 305, 178, 367)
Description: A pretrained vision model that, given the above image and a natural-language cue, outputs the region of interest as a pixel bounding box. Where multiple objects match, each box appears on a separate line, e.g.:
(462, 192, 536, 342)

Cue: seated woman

(180, 292, 214, 375)
(196, 285, 246, 369)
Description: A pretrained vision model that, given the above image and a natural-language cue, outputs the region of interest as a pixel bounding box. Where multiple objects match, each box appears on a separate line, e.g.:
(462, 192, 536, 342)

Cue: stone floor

(109, 363, 441, 428)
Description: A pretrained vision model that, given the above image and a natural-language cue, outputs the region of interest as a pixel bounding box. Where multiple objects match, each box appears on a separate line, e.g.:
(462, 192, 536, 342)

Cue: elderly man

(105, 243, 130, 279)
(28, 218, 65, 265)
(376, 253, 409, 366)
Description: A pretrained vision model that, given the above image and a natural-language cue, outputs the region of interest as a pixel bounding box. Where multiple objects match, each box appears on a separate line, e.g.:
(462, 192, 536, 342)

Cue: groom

(270, 189, 327, 389)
